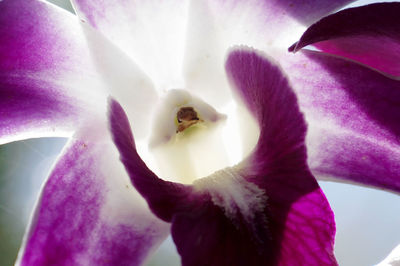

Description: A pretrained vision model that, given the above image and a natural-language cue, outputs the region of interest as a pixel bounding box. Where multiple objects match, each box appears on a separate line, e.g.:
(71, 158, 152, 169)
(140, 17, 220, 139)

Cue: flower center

(176, 107, 201, 132)
(149, 89, 225, 148)
(145, 89, 259, 184)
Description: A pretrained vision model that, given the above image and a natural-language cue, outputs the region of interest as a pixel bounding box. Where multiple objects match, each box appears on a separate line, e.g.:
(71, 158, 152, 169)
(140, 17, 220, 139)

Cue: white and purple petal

(0, 0, 157, 144)
(71, 0, 355, 104)
(289, 3, 400, 77)
(226, 49, 336, 265)
(182, 0, 307, 106)
(279, 50, 400, 193)
(109, 49, 336, 265)
(18, 118, 169, 265)
(0, 0, 89, 143)
(182, 0, 354, 107)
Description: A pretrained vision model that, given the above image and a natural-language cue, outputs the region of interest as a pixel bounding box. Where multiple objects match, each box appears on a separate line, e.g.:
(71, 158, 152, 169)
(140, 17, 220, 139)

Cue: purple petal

(109, 50, 336, 265)
(108, 99, 191, 222)
(226, 49, 337, 265)
(279, 50, 400, 193)
(18, 129, 169, 265)
(0, 0, 86, 143)
(0, 0, 157, 144)
(311, 133, 400, 192)
(278, 188, 336, 265)
(0, 75, 80, 144)
(289, 3, 400, 77)
(170, 184, 336, 265)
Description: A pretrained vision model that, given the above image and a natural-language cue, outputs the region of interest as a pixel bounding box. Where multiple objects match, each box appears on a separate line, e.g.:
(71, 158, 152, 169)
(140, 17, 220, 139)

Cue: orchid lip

(107, 48, 338, 265)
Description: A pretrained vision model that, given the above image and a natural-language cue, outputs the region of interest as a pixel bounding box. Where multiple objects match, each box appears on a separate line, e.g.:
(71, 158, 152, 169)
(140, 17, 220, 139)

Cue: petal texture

(18, 119, 169, 265)
(71, 0, 354, 100)
(289, 3, 400, 77)
(0, 0, 157, 144)
(71, 0, 189, 89)
(109, 49, 336, 265)
(226, 49, 336, 266)
(109, 99, 190, 222)
(279, 50, 400, 193)
(0, 0, 87, 143)
(182, 0, 353, 106)
(182, 0, 305, 106)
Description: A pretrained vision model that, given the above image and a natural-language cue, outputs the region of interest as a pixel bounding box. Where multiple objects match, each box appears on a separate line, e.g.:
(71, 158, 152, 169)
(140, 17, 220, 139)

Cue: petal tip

(288, 42, 299, 53)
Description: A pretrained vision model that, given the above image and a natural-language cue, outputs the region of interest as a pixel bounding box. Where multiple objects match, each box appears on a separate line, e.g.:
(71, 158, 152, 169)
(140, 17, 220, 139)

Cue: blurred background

(1, 0, 399, 265)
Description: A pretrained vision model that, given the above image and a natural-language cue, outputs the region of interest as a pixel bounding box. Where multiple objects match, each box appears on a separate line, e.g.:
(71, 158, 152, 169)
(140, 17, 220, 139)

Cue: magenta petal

(109, 99, 191, 222)
(278, 188, 336, 265)
(280, 50, 400, 193)
(109, 49, 336, 265)
(225, 49, 310, 185)
(289, 3, 400, 77)
(226, 49, 336, 265)
(170, 183, 336, 266)
(18, 136, 169, 265)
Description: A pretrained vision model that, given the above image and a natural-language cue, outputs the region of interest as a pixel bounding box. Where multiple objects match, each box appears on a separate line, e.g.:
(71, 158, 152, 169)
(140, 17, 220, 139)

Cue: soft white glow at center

(141, 89, 259, 184)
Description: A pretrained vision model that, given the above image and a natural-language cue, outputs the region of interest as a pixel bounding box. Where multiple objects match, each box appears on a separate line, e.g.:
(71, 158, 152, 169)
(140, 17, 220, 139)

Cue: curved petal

(109, 99, 190, 222)
(0, 0, 157, 144)
(279, 50, 400, 193)
(226, 48, 336, 265)
(289, 3, 400, 77)
(278, 189, 336, 265)
(109, 49, 336, 265)
(71, 0, 189, 89)
(17, 117, 169, 266)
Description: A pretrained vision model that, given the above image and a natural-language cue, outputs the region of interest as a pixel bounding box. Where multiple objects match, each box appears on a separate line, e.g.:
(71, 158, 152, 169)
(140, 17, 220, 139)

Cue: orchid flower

(1, 0, 400, 265)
